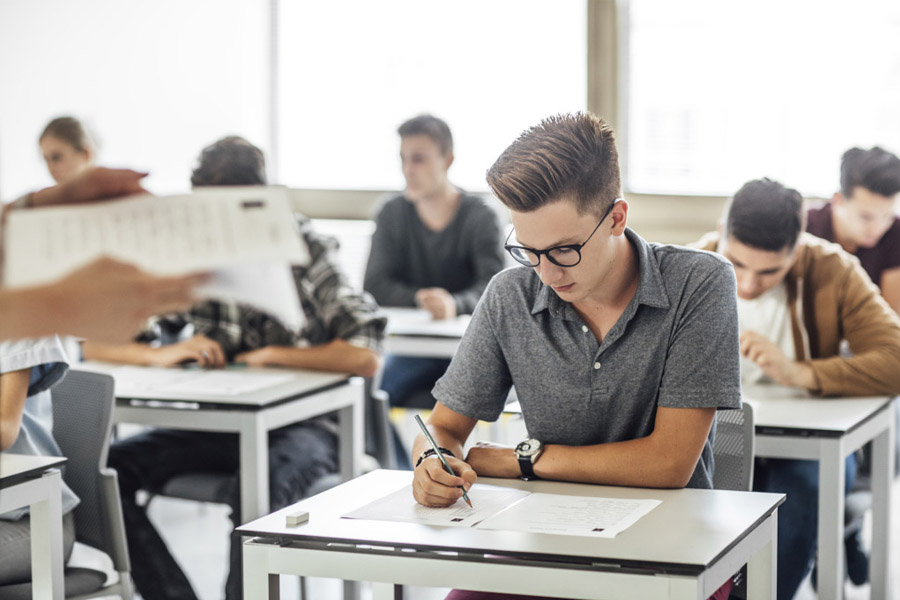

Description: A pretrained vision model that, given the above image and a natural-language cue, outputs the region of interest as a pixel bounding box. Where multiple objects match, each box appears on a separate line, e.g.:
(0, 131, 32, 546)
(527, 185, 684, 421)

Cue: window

(277, 0, 586, 191)
(0, 0, 269, 200)
(625, 0, 900, 197)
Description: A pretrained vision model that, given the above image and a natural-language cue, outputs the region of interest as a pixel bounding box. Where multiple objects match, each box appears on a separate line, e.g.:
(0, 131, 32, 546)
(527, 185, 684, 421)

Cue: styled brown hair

(486, 112, 621, 216)
(398, 114, 453, 156)
(190, 136, 267, 187)
(40, 116, 95, 153)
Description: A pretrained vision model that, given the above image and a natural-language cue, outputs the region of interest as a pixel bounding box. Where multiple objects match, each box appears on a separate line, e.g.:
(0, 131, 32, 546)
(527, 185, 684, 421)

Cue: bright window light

(625, 0, 900, 197)
(277, 1, 586, 191)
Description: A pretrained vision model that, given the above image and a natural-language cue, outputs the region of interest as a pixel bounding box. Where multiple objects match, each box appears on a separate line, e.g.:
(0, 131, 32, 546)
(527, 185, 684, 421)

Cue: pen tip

(465, 498, 473, 508)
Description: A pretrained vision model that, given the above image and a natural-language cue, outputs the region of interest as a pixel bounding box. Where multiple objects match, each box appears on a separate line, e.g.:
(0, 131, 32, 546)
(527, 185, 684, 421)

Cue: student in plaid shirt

(82, 136, 386, 600)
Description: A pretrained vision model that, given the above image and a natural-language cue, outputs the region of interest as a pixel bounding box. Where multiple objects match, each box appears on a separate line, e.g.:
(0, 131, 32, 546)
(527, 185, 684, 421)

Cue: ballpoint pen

(414, 414, 473, 507)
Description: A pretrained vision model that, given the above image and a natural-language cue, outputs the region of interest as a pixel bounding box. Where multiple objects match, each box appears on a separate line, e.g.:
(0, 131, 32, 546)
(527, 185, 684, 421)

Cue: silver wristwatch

(514, 438, 544, 480)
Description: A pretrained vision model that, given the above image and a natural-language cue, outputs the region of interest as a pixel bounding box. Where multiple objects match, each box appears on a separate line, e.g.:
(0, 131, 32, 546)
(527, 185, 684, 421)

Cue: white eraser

(286, 510, 309, 527)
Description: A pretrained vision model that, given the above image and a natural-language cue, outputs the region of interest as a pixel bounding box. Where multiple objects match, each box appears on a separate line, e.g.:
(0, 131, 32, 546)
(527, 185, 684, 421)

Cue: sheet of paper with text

(3, 186, 309, 329)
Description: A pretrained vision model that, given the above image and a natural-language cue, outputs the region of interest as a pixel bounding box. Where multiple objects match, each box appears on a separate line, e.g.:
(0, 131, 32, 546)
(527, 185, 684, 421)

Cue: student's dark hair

(840, 146, 900, 199)
(190, 136, 267, 187)
(397, 114, 453, 155)
(724, 178, 804, 252)
(40, 116, 95, 153)
(486, 112, 621, 216)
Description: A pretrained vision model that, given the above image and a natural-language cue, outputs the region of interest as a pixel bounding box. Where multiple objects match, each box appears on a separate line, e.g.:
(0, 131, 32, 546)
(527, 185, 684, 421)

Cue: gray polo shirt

(433, 228, 741, 489)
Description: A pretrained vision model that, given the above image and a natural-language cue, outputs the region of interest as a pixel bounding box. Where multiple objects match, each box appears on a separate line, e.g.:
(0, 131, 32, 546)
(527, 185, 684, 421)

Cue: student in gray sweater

(364, 115, 505, 467)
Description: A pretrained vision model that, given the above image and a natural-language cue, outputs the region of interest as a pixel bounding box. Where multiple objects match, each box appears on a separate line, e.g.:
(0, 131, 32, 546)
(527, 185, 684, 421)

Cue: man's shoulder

(649, 237, 734, 282)
(484, 266, 540, 303)
(795, 233, 870, 284)
(457, 193, 501, 224)
(798, 232, 857, 267)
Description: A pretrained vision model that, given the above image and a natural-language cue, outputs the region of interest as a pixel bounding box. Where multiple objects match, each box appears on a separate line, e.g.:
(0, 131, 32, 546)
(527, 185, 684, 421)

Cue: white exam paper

(475, 493, 661, 538)
(342, 484, 530, 528)
(3, 187, 308, 328)
(382, 307, 472, 338)
(84, 364, 295, 396)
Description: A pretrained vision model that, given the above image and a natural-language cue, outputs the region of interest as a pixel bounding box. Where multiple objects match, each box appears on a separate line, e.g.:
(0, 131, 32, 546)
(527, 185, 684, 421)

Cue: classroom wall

(291, 188, 726, 246)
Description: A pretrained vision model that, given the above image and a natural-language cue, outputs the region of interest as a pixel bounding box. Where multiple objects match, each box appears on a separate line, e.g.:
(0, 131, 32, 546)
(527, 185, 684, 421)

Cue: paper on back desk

(3, 187, 309, 329)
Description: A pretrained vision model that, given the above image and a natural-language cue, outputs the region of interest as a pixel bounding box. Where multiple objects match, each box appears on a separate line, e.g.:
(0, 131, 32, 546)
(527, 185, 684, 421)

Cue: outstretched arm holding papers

(1, 168, 202, 342)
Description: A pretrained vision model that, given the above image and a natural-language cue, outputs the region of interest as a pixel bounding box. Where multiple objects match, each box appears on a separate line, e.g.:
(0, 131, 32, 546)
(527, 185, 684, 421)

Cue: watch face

(516, 439, 541, 456)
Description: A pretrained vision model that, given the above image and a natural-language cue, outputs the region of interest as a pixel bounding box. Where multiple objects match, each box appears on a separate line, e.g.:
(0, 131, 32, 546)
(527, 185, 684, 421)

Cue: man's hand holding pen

(412, 453, 477, 508)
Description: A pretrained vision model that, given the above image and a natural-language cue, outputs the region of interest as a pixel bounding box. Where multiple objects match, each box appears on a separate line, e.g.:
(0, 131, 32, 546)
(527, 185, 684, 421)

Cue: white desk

(0, 453, 67, 600)
(382, 307, 470, 358)
(744, 385, 895, 600)
(80, 362, 364, 524)
(239, 470, 784, 600)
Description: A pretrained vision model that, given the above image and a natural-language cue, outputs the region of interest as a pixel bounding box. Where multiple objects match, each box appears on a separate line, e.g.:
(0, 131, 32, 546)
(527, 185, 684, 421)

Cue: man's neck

(412, 183, 461, 231)
(830, 217, 859, 254)
(572, 236, 640, 339)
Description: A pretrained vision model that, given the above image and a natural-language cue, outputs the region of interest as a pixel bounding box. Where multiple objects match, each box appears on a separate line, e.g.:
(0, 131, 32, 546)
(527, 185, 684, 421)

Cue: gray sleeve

(658, 260, 742, 410)
(363, 204, 419, 307)
(451, 204, 506, 315)
(432, 281, 513, 421)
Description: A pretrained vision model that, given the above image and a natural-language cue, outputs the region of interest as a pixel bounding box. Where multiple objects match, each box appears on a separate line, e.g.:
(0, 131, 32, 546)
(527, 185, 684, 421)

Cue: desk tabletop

(0, 453, 66, 488)
(79, 361, 350, 407)
(382, 307, 471, 338)
(744, 384, 895, 436)
(239, 470, 784, 574)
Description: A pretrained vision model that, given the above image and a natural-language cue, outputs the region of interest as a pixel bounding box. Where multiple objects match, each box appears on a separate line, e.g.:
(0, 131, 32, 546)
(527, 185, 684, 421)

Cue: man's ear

(444, 151, 454, 170)
(832, 191, 845, 206)
(610, 200, 629, 235)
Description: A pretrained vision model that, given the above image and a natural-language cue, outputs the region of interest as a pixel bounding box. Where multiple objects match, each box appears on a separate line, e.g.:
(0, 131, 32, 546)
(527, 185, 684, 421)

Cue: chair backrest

(51, 369, 132, 577)
(712, 403, 755, 491)
(365, 379, 396, 470)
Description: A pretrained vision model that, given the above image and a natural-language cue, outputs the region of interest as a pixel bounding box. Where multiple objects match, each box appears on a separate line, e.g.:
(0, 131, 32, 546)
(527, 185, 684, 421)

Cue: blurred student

(1, 167, 200, 342)
(39, 116, 96, 184)
(695, 178, 900, 599)
(83, 135, 385, 600)
(364, 115, 504, 440)
(0, 337, 74, 585)
(806, 146, 900, 314)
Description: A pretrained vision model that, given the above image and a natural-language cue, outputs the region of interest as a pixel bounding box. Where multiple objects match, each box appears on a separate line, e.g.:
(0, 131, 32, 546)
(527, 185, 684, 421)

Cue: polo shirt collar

(531, 228, 670, 318)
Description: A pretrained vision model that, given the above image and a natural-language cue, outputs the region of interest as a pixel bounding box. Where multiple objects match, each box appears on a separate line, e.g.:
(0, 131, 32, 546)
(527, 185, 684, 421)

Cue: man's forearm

(263, 342, 380, 378)
(0, 285, 68, 341)
(81, 341, 154, 365)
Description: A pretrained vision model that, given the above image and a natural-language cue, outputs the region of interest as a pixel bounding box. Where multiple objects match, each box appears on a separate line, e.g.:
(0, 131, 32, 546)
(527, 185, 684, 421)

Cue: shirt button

(582, 325, 589, 333)
(593, 362, 601, 370)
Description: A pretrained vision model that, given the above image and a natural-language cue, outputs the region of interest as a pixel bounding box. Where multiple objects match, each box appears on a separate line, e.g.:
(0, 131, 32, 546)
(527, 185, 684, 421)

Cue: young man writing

(411, 113, 742, 600)
(696, 177, 900, 599)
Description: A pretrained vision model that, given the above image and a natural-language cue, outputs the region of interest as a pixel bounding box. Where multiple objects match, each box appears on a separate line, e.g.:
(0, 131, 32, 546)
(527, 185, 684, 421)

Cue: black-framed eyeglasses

(504, 199, 621, 268)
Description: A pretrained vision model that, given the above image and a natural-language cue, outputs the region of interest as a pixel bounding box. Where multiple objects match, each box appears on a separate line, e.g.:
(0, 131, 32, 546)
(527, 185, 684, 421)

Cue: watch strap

(415, 447, 455, 468)
(517, 455, 539, 480)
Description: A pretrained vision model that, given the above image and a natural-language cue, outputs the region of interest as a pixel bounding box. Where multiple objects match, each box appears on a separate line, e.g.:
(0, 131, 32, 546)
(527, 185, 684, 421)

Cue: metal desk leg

(337, 380, 364, 481)
(30, 470, 65, 600)
(240, 415, 270, 524)
(243, 540, 279, 600)
(870, 402, 895, 600)
(747, 510, 777, 600)
(816, 440, 846, 600)
(372, 582, 402, 600)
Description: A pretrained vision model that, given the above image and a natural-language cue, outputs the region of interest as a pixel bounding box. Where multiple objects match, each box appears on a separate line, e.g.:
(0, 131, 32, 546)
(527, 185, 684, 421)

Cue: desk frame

(114, 377, 364, 524)
(240, 472, 782, 600)
(754, 399, 895, 600)
(0, 464, 65, 600)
